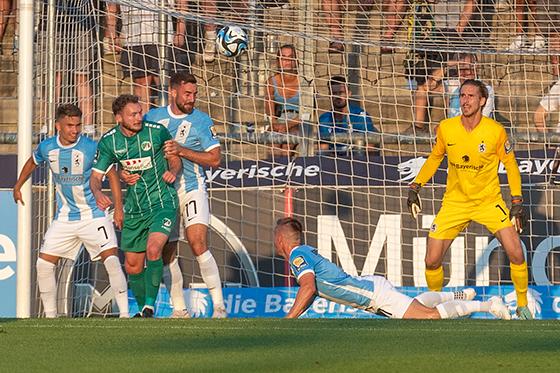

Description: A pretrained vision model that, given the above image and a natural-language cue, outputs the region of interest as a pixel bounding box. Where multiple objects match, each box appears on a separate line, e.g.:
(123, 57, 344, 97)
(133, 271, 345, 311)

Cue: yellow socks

(425, 266, 444, 291)
(510, 261, 529, 307)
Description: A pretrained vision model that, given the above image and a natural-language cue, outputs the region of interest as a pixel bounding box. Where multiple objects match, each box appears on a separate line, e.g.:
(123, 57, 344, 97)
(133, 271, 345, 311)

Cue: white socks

(436, 300, 486, 319)
(36, 258, 57, 318)
(196, 250, 224, 308)
(163, 258, 187, 311)
(415, 292, 455, 308)
(103, 255, 129, 318)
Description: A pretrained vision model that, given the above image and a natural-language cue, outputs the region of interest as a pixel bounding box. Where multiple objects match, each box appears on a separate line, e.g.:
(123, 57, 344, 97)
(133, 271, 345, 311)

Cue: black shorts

(120, 44, 191, 79)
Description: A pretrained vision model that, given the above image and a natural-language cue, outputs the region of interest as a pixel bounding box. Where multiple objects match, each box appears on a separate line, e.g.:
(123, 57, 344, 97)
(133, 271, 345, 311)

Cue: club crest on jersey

(73, 153, 81, 167)
(292, 256, 307, 270)
(478, 142, 486, 153)
(504, 140, 512, 154)
(162, 218, 172, 228)
(141, 141, 152, 152)
(121, 156, 153, 172)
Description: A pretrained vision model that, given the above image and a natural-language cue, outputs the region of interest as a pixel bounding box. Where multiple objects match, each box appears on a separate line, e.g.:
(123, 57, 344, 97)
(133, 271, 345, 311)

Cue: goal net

(27, 0, 560, 318)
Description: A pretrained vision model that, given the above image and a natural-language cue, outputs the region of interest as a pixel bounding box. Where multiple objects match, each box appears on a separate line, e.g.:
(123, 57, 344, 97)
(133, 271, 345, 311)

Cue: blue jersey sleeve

(289, 247, 317, 280)
(32, 140, 47, 165)
(197, 117, 220, 151)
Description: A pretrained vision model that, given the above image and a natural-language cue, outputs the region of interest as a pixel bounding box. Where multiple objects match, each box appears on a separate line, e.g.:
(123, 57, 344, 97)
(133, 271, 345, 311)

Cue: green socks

(144, 258, 163, 308)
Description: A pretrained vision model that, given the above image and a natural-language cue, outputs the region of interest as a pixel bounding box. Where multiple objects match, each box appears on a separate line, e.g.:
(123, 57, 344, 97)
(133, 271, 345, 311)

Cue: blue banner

(0, 190, 17, 317)
(135, 285, 560, 320)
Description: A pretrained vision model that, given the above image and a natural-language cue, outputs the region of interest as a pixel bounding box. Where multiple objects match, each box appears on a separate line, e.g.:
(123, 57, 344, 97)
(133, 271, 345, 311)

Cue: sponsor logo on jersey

(449, 161, 484, 171)
(504, 140, 512, 154)
(210, 125, 218, 138)
(120, 156, 153, 172)
(54, 174, 85, 185)
(141, 141, 152, 152)
(292, 256, 307, 270)
(114, 148, 127, 154)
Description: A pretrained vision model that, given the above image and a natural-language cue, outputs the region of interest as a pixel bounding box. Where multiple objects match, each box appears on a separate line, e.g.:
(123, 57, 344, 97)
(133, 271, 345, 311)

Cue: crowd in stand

(1, 1, 560, 158)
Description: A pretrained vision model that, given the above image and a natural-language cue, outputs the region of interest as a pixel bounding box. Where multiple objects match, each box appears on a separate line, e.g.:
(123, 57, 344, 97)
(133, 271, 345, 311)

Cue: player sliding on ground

(274, 217, 511, 320)
(91, 94, 182, 318)
(406, 79, 532, 319)
(13, 104, 129, 318)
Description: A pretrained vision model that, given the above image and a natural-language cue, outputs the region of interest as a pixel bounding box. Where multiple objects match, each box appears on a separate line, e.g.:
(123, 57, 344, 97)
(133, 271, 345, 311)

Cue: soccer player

(406, 79, 532, 319)
(274, 217, 510, 320)
(141, 72, 226, 318)
(90, 94, 181, 318)
(13, 104, 129, 318)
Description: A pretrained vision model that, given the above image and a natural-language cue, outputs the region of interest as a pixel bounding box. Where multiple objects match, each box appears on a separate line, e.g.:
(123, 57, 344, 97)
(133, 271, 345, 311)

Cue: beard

(177, 101, 194, 114)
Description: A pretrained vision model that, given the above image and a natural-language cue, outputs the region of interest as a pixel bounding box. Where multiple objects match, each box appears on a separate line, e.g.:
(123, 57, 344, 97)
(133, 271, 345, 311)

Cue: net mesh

(21, 0, 560, 317)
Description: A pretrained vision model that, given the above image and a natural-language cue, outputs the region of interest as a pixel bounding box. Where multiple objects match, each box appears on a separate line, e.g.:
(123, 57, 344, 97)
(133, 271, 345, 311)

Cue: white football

(216, 26, 248, 57)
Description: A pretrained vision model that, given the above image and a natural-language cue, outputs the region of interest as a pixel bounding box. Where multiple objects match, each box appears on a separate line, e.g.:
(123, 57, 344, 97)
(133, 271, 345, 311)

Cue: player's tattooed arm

(162, 153, 182, 184)
(13, 157, 37, 205)
(106, 168, 123, 230)
(164, 140, 221, 168)
(286, 272, 317, 319)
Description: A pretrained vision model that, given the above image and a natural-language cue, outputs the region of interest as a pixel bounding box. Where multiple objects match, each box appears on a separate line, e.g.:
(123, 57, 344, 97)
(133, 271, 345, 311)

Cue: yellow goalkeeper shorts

(428, 198, 513, 240)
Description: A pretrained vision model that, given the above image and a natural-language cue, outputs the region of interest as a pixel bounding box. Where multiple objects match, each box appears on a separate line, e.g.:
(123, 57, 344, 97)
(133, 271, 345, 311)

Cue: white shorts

(169, 189, 210, 241)
(41, 216, 118, 261)
(362, 275, 414, 319)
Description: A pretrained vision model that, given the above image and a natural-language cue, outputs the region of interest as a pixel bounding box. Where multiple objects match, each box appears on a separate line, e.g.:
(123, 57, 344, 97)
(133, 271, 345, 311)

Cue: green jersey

(93, 121, 178, 218)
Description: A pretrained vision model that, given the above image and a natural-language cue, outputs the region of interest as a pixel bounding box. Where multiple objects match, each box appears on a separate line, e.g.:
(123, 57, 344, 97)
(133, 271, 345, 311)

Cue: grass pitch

(1, 318, 559, 372)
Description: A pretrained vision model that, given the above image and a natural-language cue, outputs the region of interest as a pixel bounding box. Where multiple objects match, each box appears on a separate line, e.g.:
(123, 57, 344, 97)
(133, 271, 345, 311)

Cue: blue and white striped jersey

(289, 245, 375, 310)
(33, 135, 105, 222)
(144, 106, 220, 193)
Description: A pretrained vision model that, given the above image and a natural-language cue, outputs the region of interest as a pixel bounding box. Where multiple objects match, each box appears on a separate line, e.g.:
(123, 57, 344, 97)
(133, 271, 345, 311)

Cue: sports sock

(510, 261, 529, 308)
(128, 271, 146, 310)
(103, 255, 129, 318)
(415, 291, 454, 307)
(196, 250, 224, 308)
(425, 266, 444, 291)
(163, 258, 186, 311)
(435, 300, 484, 319)
(144, 258, 163, 308)
(36, 258, 57, 318)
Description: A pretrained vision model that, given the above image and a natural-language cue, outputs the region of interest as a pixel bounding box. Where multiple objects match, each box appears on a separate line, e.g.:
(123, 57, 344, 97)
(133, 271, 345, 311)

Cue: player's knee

(424, 257, 441, 270)
(125, 262, 143, 275)
(190, 242, 208, 257)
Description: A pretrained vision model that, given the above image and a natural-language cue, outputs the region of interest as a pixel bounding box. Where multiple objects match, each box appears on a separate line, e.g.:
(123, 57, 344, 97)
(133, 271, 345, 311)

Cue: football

(216, 26, 249, 57)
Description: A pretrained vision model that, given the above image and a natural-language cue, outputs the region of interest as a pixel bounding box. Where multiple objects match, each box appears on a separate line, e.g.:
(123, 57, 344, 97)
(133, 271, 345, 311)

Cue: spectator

(265, 44, 306, 158)
(381, 0, 478, 53)
(38, 0, 97, 133)
(322, 0, 374, 53)
(534, 79, 560, 133)
(318, 76, 378, 155)
(105, 1, 191, 114)
(410, 53, 494, 134)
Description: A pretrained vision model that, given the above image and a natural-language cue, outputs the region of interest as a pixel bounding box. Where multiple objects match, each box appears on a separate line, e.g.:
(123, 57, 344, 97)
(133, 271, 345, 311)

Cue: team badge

(478, 142, 486, 153)
(73, 153, 81, 167)
(141, 141, 152, 151)
(430, 223, 437, 233)
(162, 218, 172, 228)
(504, 140, 512, 154)
(462, 155, 470, 163)
(292, 256, 307, 270)
(61, 166, 69, 174)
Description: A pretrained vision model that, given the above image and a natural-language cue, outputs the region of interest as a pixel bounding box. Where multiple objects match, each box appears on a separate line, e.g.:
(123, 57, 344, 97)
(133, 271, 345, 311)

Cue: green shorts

(121, 207, 177, 252)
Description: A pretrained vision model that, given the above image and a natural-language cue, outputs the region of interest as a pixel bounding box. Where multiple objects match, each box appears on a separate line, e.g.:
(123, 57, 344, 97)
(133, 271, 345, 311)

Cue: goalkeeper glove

(509, 196, 527, 234)
(407, 182, 422, 220)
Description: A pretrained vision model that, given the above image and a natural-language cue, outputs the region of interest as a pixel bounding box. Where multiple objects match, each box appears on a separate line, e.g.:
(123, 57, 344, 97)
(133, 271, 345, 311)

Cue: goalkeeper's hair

(460, 79, 488, 100)
(276, 217, 303, 241)
(55, 104, 82, 122)
(170, 72, 197, 88)
(112, 94, 139, 115)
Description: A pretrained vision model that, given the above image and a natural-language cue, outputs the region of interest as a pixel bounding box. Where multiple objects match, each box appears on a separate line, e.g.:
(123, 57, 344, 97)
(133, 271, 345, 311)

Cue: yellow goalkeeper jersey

(414, 116, 521, 204)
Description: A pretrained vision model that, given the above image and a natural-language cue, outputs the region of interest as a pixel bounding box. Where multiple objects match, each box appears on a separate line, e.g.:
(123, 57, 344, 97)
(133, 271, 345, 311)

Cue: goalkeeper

(406, 79, 532, 319)
(274, 218, 510, 320)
